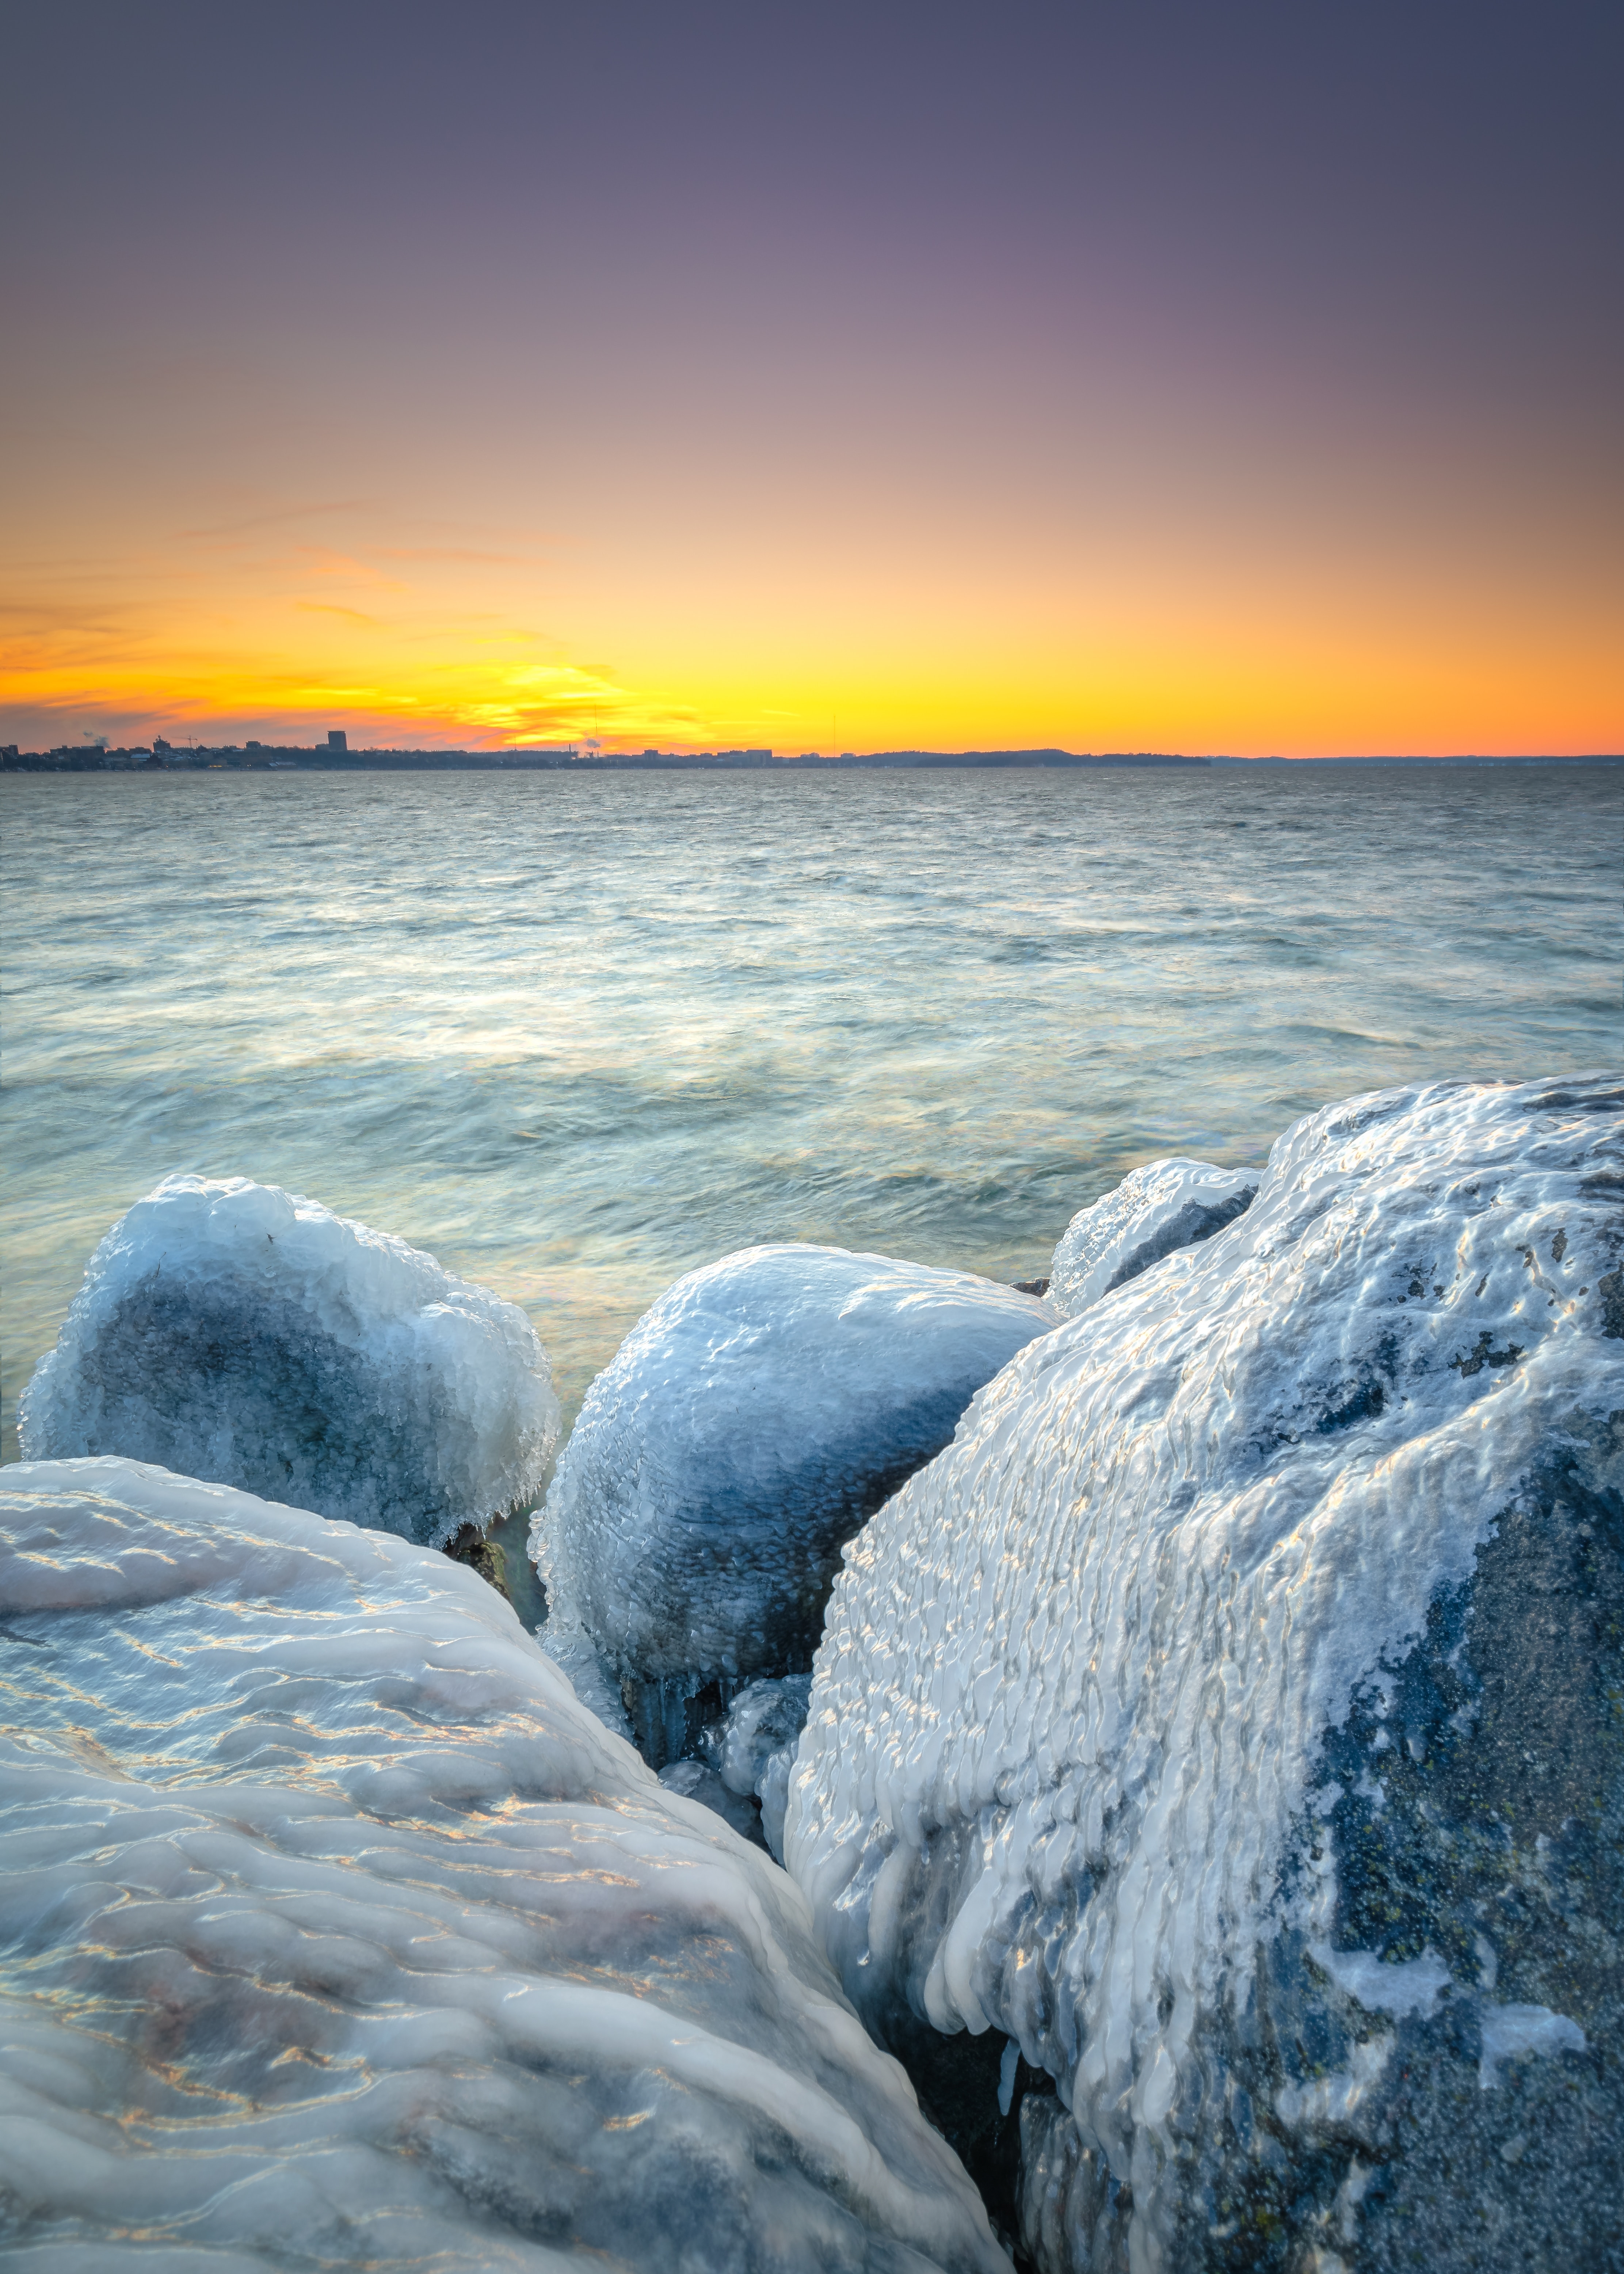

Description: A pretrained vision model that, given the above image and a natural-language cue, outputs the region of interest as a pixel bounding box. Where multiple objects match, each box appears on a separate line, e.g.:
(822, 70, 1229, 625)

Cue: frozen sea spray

(18, 1174, 558, 1547)
(533, 1244, 1056, 1764)
(787, 1076, 1624, 2272)
(1047, 1155, 1257, 1319)
(0, 1459, 1007, 2274)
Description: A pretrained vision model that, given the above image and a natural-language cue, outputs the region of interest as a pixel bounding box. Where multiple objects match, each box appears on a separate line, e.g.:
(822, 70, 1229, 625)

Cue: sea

(4, 762, 1617, 1611)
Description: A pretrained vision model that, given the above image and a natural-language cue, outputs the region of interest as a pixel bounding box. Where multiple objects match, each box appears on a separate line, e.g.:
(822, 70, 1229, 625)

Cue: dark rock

(1013, 1417, 1624, 2273)
(443, 1519, 512, 1604)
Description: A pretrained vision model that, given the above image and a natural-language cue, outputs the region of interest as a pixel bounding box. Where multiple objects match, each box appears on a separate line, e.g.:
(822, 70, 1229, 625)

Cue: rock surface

(1047, 1157, 1257, 1320)
(786, 1076, 1624, 2272)
(0, 1457, 1007, 2274)
(18, 1174, 558, 1548)
(532, 1244, 1056, 1764)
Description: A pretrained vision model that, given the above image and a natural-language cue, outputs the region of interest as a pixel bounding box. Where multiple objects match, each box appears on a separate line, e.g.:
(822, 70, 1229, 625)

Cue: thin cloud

(293, 603, 383, 626)
(372, 545, 557, 566)
(294, 551, 409, 593)
(175, 501, 373, 542)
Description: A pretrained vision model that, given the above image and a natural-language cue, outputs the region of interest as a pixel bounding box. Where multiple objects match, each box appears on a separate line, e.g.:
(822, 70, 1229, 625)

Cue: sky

(3, 1, 1620, 756)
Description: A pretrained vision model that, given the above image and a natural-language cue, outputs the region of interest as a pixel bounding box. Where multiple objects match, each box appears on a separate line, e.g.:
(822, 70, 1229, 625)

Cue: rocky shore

(6, 1073, 1620, 2270)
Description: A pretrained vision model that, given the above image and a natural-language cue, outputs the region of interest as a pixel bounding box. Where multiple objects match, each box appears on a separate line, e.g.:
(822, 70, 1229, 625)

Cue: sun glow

(4, 486, 1618, 757)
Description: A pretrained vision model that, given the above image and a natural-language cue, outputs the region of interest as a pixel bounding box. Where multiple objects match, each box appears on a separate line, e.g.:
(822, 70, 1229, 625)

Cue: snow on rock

(0, 1458, 1007, 2274)
(532, 1245, 1056, 1764)
(1047, 1156, 1258, 1319)
(787, 1076, 1624, 2272)
(18, 1175, 558, 1549)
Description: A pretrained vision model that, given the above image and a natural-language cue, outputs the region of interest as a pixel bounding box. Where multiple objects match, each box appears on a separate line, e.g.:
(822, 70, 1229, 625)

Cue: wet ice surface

(18, 1176, 559, 1548)
(0, 1459, 1006, 2273)
(786, 1076, 1624, 2269)
(533, 1245, 1055, 1763)
(1046, 1157, 1258, 1319)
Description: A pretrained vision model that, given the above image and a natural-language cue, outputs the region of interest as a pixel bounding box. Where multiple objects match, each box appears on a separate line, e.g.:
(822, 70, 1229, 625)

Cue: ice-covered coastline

(4, 1073, 1622, 2271)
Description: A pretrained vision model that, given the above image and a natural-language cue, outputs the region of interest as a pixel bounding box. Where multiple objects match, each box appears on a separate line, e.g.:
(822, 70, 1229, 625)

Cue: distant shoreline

(4, 745, 1621, 776)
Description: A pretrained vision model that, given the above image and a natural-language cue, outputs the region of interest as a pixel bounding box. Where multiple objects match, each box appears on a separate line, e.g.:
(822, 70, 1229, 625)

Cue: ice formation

(0, 1459, 1006, 2273)
(1046, 1156, 1257, 1320)
(656, 1756, 769, 1847)
(18, 1175, 558, 1548)
(705, 1675, 815, 1859)
(533, 1244, 1056, 1761)
(787, 1076, 1623, 2269)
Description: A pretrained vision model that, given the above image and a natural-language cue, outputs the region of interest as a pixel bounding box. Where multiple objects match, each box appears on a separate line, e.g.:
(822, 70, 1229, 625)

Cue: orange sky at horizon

(7, 337, 1618, 757)
(7, 435, 1620, 757)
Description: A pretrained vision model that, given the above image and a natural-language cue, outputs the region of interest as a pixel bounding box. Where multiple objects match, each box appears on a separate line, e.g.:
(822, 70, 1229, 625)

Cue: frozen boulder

(1047, 1156, 1257, 1319)
(531, 1244, 1057, 1764)
(787, 1075, 1624, 2273)
(18, 1174, 558, 1548)
(0, 1458, 1008, 2274)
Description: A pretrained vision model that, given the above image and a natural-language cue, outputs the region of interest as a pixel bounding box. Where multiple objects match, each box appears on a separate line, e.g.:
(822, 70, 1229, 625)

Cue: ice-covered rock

(18, 1175, 558, 1548)
(787, 1076, 1624, 2272)
(656, 1755, 770, 1848)
(0, 1458, 1007, 2274)
(532, 1244, 1056, 1763)
(705, 1675, 815, 1860)
(1046, 1156, 1257, 1319)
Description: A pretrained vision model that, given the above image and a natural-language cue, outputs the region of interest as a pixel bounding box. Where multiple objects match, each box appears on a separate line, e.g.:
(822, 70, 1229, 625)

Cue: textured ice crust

(18, 1175, 559, 1548)
(533, 1244, 1056, 1758)
(0, 1459, 1006, 2274)
(1046, 1157, 1258, 1320)
(787, 1077, 1624, 2269)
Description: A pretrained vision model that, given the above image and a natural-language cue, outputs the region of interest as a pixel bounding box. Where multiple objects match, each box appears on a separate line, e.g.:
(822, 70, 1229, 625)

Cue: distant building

(327, 730, 347, 752)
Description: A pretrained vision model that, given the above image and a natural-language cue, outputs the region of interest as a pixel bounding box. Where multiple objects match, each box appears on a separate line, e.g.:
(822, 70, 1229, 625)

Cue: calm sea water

(4, 766, 1617, 1503)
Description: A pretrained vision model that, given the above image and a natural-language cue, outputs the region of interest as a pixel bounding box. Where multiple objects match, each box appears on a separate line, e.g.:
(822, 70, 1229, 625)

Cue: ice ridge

(18, 1174, 559, 1547)
(0, 1458, 1007, 2273)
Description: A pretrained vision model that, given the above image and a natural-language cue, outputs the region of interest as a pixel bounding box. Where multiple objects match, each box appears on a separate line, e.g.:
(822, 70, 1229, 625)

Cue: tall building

(327, 729, 347, 752)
